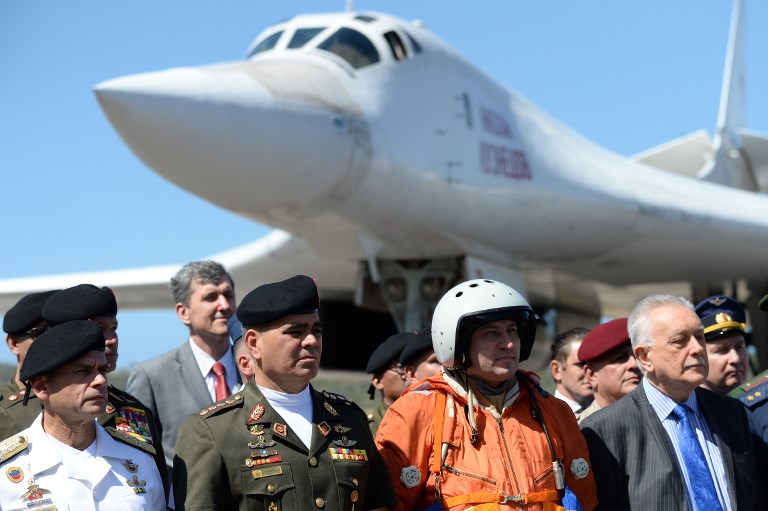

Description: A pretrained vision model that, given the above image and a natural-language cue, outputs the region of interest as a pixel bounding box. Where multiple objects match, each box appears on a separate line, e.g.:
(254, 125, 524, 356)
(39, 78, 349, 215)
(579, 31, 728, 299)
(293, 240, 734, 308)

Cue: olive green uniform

(367, 400, 389, 436)
(174, 380, 396, 511)
(0, 379, 42, 440)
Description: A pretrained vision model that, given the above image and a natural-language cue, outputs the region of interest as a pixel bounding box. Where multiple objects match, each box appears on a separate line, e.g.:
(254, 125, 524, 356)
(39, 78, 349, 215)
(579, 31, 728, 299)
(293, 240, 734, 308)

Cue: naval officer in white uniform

(0, 320, 165, 510)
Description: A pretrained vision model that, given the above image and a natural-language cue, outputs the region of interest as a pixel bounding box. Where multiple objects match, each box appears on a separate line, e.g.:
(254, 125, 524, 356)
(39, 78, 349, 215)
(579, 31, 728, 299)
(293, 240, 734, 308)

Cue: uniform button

(315, 497, 325, 508)
(267, 483, 275, 493)
(309, 456, 318, 467)
(352, 478, 358, 487)
(351, 490, 359, 503)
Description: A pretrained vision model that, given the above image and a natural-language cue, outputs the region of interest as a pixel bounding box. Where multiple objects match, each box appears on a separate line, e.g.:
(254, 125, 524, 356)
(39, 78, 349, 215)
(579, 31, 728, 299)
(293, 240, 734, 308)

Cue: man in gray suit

(127, 260, 241, 479)
(581, 295, 763, 510)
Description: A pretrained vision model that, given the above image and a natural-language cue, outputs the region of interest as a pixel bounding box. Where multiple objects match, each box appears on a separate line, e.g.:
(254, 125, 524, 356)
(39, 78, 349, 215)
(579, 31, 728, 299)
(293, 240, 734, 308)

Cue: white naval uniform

(0, 413, 165, 511)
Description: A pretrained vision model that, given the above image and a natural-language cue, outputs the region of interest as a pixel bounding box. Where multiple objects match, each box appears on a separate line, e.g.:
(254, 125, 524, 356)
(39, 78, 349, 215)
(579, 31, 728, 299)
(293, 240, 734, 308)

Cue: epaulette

(730, 369, 768, 399)
(0, 435, 28, 463)
(321, 390, 359, 407)
(105, 426, 156, 455)
(197, 393, 244, 418)
(108, 385, 140, 406)
(0, 390, 26, 409)
(738, 378, 768, 410)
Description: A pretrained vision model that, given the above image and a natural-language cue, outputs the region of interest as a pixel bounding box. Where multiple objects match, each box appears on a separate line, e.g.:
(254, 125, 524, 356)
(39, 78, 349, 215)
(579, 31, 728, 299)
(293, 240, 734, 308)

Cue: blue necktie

(670, 404, 724, 511)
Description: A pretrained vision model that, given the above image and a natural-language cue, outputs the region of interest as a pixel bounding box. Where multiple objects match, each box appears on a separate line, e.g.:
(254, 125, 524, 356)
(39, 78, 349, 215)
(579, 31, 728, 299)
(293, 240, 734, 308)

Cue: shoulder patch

(0, 435, 28, 463)
(198, 393, 244, 418)
(739, 379, 768, 409)
(105, 426, 156, 455)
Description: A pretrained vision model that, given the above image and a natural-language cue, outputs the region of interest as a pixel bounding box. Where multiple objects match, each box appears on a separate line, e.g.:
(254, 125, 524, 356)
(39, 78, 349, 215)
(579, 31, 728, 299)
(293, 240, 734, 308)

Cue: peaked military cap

(399, 330, 434, 366)
(237, 275, 319, 326)
(42, 284, 117, 325)
(366, 332, 411, 374)
(228, 315, 243, 342)
(694, 295, 746, 340)
(19, 320, 105, 383)
(2, 290, 59, 335)
(577, 317, 630, 363)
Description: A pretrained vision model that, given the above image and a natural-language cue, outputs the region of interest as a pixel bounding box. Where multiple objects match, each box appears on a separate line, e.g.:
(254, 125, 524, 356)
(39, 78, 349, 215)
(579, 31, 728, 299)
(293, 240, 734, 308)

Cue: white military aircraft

(2, 1, 767, 366)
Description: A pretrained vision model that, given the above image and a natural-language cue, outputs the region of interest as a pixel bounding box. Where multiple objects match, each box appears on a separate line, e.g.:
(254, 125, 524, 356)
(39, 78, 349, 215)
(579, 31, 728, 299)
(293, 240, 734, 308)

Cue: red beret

(578, 317, 630, 363)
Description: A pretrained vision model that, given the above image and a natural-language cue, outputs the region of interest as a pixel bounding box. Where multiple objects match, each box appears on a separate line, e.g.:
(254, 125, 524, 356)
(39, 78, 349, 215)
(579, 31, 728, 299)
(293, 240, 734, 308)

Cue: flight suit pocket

(241, 464, 298, 511)
(331, 460, 370, 511)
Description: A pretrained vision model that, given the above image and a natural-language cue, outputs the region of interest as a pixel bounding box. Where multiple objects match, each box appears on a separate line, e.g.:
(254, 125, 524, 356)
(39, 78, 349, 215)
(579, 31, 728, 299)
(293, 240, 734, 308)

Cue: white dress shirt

(0, 413, 165, 510)
(553, 389, 586, 413)
(188, 338, 241, 399)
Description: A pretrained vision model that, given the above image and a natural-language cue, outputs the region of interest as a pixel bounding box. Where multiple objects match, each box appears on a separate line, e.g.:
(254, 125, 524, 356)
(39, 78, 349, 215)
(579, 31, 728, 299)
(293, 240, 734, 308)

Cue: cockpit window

(405, 32, 422, 53)
(287, 27, 325, 49)
(250, 30, 283, 57)
(384, 31, 407, 60)
(317, 27, 380, 69)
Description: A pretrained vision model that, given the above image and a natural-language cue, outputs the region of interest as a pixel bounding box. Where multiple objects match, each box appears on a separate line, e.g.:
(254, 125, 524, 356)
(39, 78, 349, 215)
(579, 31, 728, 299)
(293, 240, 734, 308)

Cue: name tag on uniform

(329, 448, 368, 461)
(252, 466, 283, 479)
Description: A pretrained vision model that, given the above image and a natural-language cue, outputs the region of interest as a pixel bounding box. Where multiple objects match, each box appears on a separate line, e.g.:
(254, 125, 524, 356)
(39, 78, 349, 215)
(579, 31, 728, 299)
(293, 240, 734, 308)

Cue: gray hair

(628, 295, 694, 348)
(170, 260, 234, 306)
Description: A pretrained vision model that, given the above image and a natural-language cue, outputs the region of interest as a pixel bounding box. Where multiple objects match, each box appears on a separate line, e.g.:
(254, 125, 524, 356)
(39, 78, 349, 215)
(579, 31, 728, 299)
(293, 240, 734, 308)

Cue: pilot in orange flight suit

(375, 279, 597, 511)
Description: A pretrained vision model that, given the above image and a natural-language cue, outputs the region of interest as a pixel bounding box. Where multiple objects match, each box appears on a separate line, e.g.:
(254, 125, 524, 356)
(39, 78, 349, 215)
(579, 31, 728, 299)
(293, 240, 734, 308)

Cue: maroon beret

(577, 317, 630, 363)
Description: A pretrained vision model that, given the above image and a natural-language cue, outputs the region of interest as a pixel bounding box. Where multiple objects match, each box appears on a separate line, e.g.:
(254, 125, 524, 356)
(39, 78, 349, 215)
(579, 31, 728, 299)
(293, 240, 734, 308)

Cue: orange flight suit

(375, 371, 598, 511)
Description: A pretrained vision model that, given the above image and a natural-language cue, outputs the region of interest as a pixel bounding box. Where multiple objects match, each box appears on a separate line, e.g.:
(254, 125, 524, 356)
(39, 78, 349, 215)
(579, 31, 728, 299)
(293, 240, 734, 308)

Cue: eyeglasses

(24, 326, 46, 339)
(387, 364, 405, 377)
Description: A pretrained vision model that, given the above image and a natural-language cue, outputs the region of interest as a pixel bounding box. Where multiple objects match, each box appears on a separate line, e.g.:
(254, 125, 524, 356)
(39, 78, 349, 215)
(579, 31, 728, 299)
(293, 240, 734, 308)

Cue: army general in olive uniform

(173, 275, 396, 511)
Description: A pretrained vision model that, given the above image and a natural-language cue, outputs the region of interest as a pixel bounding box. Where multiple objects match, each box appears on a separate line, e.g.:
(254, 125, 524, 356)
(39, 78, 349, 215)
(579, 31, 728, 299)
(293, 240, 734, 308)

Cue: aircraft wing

(0, 230, 357, 312)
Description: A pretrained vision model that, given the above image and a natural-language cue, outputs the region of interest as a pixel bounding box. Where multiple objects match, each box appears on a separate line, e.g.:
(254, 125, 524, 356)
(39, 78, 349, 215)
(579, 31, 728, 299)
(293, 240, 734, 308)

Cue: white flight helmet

(431, 279, 536, 368)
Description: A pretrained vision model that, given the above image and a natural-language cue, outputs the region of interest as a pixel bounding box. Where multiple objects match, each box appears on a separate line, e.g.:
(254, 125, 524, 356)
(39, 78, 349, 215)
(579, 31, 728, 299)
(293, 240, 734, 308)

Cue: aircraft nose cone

(95, 60, 369, 213)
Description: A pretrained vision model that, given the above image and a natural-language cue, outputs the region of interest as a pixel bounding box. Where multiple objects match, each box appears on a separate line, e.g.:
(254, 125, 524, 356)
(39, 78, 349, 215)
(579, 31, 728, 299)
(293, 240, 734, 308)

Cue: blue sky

(1, 1, 766, 367)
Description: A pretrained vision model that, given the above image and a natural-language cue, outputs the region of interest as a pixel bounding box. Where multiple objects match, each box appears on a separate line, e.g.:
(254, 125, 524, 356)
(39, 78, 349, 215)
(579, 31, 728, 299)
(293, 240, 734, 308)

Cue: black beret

(19, 320, 105, 382)
(366, 332, 411, 374)
(237, 275, 319, 326)
(3, 290, 59, 335)
(399, 330, 434, 365)
(694, 295, 746, 340)
(42, 284, 117, 324)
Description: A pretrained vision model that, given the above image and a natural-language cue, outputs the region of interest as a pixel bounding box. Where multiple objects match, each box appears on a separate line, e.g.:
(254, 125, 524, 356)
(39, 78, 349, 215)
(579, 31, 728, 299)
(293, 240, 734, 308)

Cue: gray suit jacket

(581, 384, 763, 510)
(127, 342, 241, 478)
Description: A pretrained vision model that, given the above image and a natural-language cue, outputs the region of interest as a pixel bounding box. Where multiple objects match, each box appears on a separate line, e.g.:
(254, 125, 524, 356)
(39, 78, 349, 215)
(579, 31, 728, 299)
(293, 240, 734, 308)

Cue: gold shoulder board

(104, 426, 157, 456)
(0, 435, 27, 463)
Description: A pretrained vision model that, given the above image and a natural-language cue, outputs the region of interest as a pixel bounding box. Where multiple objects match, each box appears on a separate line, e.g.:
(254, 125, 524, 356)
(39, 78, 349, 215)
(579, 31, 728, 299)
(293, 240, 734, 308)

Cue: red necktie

(211, 362, 231, 401)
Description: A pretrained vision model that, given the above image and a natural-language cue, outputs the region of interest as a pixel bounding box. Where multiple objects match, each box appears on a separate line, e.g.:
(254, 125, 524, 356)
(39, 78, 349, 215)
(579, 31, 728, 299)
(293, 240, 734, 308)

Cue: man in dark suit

(581, 294, 763, 510)
(127, 260, 240, 480)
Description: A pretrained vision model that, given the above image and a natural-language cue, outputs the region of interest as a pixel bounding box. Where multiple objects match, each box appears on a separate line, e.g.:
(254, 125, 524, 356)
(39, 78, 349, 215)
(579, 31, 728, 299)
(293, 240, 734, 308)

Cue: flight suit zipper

(442, 464, 497, 485)
(496, 416, 522, 496)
